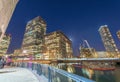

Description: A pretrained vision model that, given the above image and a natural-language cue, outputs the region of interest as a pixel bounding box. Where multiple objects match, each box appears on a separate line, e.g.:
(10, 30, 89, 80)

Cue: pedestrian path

(0, 67, 47, 82)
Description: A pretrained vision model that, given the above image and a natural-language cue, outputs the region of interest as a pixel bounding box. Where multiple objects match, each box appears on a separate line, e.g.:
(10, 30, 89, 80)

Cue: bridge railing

(58, 58, 120, 61)
(13, 62, 95, 82)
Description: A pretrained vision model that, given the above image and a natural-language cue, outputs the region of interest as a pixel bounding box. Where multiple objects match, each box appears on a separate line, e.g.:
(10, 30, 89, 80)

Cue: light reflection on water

(52, 63, 120, 82)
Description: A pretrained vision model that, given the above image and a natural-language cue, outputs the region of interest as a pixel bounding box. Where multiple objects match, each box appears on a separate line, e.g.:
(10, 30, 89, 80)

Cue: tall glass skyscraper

(22, 16, 47, 58)
(98, 25, 119, 57)
(0, 0, 19, 42)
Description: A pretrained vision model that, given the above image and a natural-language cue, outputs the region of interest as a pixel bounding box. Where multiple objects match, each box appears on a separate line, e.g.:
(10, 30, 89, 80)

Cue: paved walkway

(0, 67, 48, 82)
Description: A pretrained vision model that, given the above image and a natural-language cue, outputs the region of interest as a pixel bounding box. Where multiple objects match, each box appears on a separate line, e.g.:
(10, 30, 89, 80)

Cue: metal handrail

(49, 66, 94, 82)
(13, 62, 95, 82)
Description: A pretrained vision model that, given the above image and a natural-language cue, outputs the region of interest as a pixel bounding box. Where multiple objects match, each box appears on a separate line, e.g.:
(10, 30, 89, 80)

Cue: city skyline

(6, 0, 120, 55)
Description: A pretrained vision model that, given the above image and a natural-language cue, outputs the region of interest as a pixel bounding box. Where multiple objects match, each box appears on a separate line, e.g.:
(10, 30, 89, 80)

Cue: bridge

(59, 58, 120, 62)
(15, 58, 120, 64)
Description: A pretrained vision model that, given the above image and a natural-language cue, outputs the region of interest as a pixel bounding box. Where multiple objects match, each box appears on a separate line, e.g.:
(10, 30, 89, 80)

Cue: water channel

(52, 63, 120, 82)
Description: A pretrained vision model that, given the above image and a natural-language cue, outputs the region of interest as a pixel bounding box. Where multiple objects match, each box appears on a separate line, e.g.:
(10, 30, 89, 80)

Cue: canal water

(53, 64, 120, 82)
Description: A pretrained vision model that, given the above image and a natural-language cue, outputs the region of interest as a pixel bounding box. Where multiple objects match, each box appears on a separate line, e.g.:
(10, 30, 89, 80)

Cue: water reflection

(81, 68, 94, 79)
(67, 65, 75, 73)
(51, 63, 120, 82)
(49, 63, 76, 82)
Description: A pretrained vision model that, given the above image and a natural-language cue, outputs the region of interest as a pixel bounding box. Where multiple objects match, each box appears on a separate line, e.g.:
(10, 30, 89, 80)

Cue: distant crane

(80, 40, 93, 57)
(83, 40, 91, 49)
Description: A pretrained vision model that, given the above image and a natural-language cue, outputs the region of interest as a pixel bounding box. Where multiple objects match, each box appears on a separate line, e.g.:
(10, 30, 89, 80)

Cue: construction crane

(80, 40, 93, 57)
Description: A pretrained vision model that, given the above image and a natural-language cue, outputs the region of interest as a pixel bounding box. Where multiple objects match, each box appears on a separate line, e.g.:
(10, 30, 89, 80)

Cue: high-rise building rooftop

(98, 25, 119, 57)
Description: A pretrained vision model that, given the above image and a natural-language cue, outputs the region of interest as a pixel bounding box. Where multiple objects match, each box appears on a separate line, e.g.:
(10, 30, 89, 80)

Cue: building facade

(0, 0, 18, 42)
(98, 25, 119, 57)
(80, 48, 97, 58)
(22, 16, 47, 59)
(117, 30, 120, 40)
(0, 33, 11, 56)
(14, 49, 22, 56)
(79, 40, 97, 58)
(44, 31, 73, 59)
(97, 51, 108, 58)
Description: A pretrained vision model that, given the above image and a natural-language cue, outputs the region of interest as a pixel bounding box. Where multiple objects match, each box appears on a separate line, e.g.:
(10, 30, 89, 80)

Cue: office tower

(44, 31, 73, 59)
(0, 33, 11, 56)
(22, 16, 46, 59)
(0, 0, 19, 42)
(98, 25, 119, 57)
(117, 30, 120, 40)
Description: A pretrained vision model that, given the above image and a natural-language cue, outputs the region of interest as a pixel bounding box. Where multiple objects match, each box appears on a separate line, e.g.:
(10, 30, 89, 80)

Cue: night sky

(6, 0, 120, 55)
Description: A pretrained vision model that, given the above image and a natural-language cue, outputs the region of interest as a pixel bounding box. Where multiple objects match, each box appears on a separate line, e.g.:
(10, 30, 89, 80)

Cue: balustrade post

(48, 67, 52, 82)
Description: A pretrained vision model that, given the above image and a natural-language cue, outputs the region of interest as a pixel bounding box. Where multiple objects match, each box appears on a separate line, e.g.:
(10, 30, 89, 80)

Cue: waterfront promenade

(0, 67, 48, 82)
(0, 62, 95, 82)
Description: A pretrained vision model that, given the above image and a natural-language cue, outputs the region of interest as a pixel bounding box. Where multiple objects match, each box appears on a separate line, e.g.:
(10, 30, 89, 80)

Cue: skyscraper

(98, 25, 119, 57)
(22, 16, 46, 59)
(0, 0, 19, 42)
